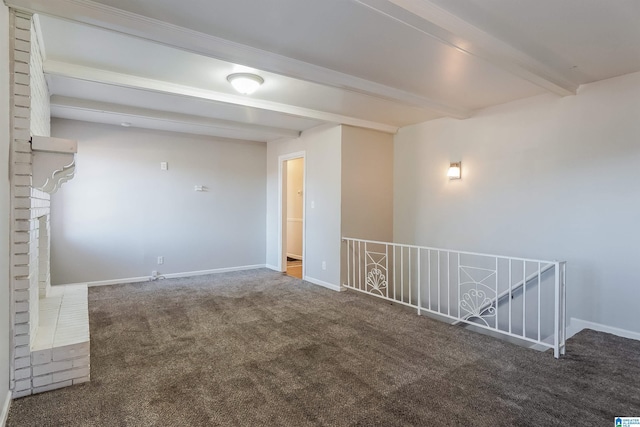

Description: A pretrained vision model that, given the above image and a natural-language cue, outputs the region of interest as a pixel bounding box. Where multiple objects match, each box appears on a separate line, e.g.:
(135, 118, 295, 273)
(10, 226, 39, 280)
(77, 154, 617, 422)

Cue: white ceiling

(7, 0, 640, 142)
(426, 0, 640, 84)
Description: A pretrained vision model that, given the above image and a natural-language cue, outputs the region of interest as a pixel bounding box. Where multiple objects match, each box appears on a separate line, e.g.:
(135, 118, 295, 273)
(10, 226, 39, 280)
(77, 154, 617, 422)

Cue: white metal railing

(342, 238, 567, 358)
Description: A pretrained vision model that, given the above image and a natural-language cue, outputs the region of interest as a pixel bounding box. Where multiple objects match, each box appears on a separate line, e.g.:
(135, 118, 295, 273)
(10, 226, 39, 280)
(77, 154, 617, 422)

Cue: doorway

(279, 153, 305, 279)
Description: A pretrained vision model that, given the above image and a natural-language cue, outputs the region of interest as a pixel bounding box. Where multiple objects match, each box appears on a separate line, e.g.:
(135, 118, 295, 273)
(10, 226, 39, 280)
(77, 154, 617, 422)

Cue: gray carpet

(7, 269, 640, 426)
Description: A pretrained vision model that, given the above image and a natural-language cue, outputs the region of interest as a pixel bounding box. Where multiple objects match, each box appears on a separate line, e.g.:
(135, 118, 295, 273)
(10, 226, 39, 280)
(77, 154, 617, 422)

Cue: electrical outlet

(151, 270, 158, 278)
(160, 162, 168, 170)
(157, 256, 164, 265)
(322, 261, 326, 270)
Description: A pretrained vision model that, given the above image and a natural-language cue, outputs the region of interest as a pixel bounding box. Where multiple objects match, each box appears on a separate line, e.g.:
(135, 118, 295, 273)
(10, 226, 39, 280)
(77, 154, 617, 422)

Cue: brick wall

(10, 9, 36, 395)
(28, 189, 50, 345)
(38, 214, 50, 298)
(29, 17, 51, 343)
(27, 18, 51, 352)
(8, 9, 88, 398)
(28, 18, 49, 138)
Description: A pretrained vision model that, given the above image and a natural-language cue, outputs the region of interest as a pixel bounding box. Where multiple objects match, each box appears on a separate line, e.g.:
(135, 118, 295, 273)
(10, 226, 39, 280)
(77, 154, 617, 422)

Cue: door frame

(277, 151, 306, 276)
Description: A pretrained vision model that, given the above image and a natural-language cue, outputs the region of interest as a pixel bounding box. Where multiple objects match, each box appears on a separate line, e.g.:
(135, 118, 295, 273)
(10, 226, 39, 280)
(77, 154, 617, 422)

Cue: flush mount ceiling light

(226, 73, 264, 95)
(447, 162, 461, 180)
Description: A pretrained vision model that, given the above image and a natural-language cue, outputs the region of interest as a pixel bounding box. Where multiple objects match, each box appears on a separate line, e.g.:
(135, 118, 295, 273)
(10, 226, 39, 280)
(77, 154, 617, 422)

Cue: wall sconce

(447, 162, 461, 180)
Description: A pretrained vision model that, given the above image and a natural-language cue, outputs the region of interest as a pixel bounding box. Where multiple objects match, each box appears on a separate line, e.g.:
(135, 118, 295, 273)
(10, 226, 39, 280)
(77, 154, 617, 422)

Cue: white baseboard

(1, 390, 11, 427)
(59, 264, 266, 288)
(303, 276, 342, 292)
(265, 264, 282, 272)
(567, 317, 640, 341)
(83, 275, 150, 287)
(161, 265, 265, 279)
(528, 343, 548, 352)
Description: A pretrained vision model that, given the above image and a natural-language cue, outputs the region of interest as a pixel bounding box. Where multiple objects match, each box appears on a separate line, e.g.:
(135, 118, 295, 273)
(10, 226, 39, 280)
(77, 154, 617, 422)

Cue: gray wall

(1, 2, 12, 412)
(266, 124, 342, 287)
(50, 119, 267, 284)
(394, 71, 640, 335)
(341, 125, 394, 241)
(341, 126, 394, 286)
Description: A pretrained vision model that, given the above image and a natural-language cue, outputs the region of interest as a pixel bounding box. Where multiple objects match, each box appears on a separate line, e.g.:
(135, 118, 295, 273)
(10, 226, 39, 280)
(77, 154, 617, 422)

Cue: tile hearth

(28, 285, 90, 395)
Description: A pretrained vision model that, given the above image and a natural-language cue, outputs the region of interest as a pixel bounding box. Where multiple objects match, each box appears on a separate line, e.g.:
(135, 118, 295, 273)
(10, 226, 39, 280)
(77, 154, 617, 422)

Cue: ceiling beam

(50, 96, 302, 140)
(6, 0, 471, 119)
(353, 0, 579, 97)
(45, 61, 400, 134)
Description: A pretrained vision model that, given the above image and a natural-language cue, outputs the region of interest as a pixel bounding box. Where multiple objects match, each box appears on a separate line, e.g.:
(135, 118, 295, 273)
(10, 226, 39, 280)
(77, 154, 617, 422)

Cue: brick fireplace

(8, 10, 89, 398)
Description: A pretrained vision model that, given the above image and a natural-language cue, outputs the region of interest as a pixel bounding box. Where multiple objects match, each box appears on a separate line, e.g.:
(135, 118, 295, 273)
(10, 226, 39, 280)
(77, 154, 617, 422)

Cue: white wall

(285, 158, 303, 259)
(50, 119, 267, 284)
(394, 71, 640, 335)
(266, 125, 342, 287)
(0, 2, 12, 417)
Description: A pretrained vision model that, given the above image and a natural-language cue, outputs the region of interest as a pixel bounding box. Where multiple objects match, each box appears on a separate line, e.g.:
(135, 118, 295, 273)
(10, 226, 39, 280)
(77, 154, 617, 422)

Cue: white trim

(44, 61, 399, 134)
(5, 0, 470, 119)
(277, 151, 306, 275)
(62, 264, 266, 287)
(303, 276, 342, 292)
(50, 95, 301, 140)
(79, 276, 149, 287)
(354, 0, 578, 96)
(161, 264, 265, 279)
(265, 264, 280, 272)
(528, 336, 555, 352)
(565, 321, 582, 341)
(566, 317, 640, 342)
(1, 391, 11, 427)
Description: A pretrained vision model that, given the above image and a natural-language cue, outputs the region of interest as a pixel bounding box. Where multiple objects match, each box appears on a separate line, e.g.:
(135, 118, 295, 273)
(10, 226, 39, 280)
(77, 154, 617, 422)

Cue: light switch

(160, 162, 168, 170)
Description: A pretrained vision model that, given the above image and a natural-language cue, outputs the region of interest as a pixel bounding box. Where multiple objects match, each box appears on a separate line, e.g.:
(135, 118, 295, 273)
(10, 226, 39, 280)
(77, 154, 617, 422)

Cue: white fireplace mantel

(31, 135, 77, 194)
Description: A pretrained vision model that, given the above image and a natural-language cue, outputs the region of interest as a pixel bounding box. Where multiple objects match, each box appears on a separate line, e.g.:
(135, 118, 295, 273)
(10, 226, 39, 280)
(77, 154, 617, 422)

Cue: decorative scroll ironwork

(343, 237, 567, 358)
(365, 251, 387, 295)
(459, 266, 497, 327)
